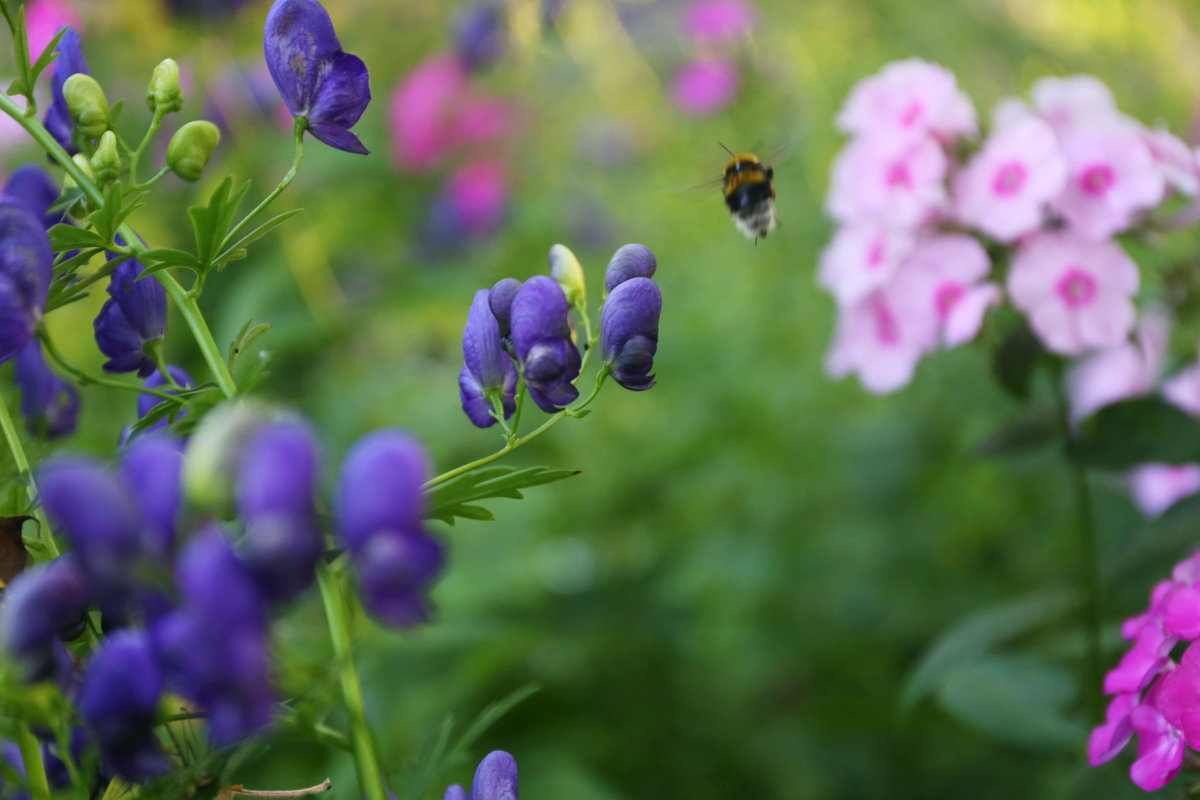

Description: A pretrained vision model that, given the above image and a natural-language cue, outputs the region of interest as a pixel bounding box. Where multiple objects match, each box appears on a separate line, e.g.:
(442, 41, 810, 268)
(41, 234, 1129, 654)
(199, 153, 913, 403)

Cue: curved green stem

(222, 118, 305, 250)
(0, 392, 57, 557)
(37, 327, 180, 403)
(133, 164, 170, 190)
(15, 725, 51, 800)
(315, 563, 387, 800)
(129, 107, 165, 186)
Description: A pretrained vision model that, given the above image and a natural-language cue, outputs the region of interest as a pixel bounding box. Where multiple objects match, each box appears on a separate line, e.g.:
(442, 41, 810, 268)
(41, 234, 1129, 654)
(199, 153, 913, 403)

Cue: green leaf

(431, 504, 495, 525)
(189, 177, 250, 270)
(47, 224, 107, 252)
(213, 208, 303, 270)
(976, 411, 1058, 458)
(425, 465, 581, 524)
(7, 4, 32, 98)
(137, 248, 202, 273)
(992, 324, 1044, 400)
(227, 320, 272, 367)
(27, 26, 65, 83)
(1071, 397, 1200, 469)
(86, 183, 139, 243)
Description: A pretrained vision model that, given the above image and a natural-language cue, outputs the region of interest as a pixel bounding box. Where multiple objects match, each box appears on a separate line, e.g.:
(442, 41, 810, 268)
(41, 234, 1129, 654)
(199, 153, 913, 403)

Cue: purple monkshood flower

(264, 0, 371, 154)
(94, 256, 167, 377)
(603, 243, 657, 293)
(130, 365, 194, 438)
(600, 276, 661, 391)
(445, 750, 519, 800)
(460, 289, 518, 428)
(236, 419, 324, 603)
(79, 630, 167, 782)
(119, 433, 183, 563)
(43, 27, 89, 153)
(510, 276, 581, 412)
(0, 556, 89, 682)
(338, 430, 444, 627)
(0, 198, 53, 364)
(488, 278, 522, 340)
(14, 340, 79, 439)
(3, 164, 66, 230)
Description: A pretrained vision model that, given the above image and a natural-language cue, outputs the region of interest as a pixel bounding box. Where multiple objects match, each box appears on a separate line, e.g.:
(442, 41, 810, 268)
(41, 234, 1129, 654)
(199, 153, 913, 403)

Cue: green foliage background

(8, 0, 1200, 797)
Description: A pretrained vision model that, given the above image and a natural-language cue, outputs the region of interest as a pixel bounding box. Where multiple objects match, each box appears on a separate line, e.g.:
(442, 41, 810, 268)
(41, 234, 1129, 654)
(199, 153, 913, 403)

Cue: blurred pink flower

(1164, 361, 1200, 416)
(390, 53, 470, 173)
(683, 0, 757, 43)
(825, 285, 936, 394)
(443, 158, 507, 238)
(671, 58, 738, 117)
(1030, 74, 1120, 136)
(1007, 232, 1139, 355)
(1143, 127, 1199, 197)
(1089, 693, 1137, 766)
(1052, 123, 1164, 239)
(1129, 465, 1200, 518)
(836, 58, 976, 143)
(24, 0, 79, 58)
(1066, 313, 1167, 422)
(954, 115, 1066, 241)
(888, 234, 997, 348)
(817, 223, 913, 306)
(1128, 680, 1185, 792)
(826, 134, 947, 227)
(453, 94, 517, 149)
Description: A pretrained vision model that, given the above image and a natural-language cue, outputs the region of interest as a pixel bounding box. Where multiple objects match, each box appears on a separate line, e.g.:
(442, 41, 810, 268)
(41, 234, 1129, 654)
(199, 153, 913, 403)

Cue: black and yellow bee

(721, 145, 777, 243)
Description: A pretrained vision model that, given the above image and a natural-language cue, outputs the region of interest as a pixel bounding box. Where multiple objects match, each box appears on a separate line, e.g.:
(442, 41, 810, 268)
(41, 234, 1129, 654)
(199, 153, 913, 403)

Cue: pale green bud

(166, 120, 220, 182)
(548, 243, 586, 309)
(183, 400, 268, 519)
(62, 153, 95, 192)
(62, 73, 110, 139)
(147, 58, 183, 114)
(90, 131, 121, 185)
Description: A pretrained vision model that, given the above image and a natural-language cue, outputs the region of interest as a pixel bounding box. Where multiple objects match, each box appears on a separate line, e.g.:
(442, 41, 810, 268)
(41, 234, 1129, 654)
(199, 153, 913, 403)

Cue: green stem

(0, 391, 58, 558)
(222, 118, 305, 250)
(0, 91, 239, 399)
(315, 563, 387, 800)
(37, 327, 181, 403)
(133, 164, 171, 190)
(14, 726, 51, 800)
(129, 107, 165, 186)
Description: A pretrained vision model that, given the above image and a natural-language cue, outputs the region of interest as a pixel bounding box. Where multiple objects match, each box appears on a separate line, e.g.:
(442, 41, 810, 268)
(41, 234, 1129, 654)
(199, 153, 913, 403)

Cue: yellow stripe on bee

(723, 155, 769, 196)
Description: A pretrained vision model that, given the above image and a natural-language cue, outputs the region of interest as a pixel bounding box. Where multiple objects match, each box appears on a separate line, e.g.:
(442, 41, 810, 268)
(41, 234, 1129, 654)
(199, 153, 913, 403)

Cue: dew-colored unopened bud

(62, 73, 110, 139)
(62, 153, 95, 192)
(549, 243, 586, 309)
(166, 120, 220, 182)
(147, 58, 183, 114)
(183, 400, 268, 519)
(90, 131, 121, 185)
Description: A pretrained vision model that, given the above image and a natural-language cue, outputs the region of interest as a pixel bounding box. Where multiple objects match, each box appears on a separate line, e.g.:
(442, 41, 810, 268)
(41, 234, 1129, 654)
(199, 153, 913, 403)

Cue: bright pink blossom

(888, 234, 997, 348)
(817, 223, 913, 306)
(1066, 314, 1166, 422)
(24, 0, 80, 58)
(1157, 643, 1200, 751)
(824, 285, 936, 394)
(826, 135, 947, 227)
(1129, 464, 1200, 518)
(1128, 682, 1185, 792)
(836, 58, 976, 143)
(390, 54, 470, 173)
(954, 115, 1066, 241)
(683, 0, 757, 43)
(1007, 232, 1139, 355)
(1030, 74, 1121, 136)
(1052, 124, 1164, 239)
(1089, 693, 1137, 766)
(671, 59, 738, 117)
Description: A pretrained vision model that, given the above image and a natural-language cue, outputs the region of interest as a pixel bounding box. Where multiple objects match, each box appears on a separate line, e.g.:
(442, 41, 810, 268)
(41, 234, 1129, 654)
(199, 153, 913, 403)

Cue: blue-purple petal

(600, 276, 660, 390)
(119, 433, 183, 561)
(603, 243, 656, 293)
(307, 123, 369, 154)
(3, 164, 64, 230)
(14, 340, 78, 439)
(488, 278, 522, 339)
(337, 430, 428, 551)
(471, 751, 519, 800)
(264, 0, 343, 115)
(44, 28, 89, 153)
(308, 51, 370, 130)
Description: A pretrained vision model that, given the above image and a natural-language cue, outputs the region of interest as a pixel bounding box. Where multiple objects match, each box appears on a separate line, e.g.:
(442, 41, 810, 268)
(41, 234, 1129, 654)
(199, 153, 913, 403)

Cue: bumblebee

(721, 147, 777, 243)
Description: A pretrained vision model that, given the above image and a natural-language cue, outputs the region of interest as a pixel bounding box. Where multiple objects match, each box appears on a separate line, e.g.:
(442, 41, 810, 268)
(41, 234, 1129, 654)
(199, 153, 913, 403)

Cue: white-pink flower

(1007, 232, 1139, 355)
(889, 234, 998, 347)
(1129, 464, 1200, 518)
(1143, 127, 1199, 197)
(817, 223, 913, 306)
(1030, 74, 1122, 136)
(825, 286, 937, 394)
(836, 58, 976, 143)
(1164, 361, 1200, 416)
(954, 115, 1067, 242)
(1052, 123, 1164, 239)
(1066, 313, 1167, 422)
(826, 134, 947, 227)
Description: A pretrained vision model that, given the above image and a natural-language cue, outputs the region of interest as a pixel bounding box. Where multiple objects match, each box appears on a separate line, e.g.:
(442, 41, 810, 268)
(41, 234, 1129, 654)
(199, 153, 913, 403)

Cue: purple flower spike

(3, 164, 65, 230)
(43, 28, 89, 153)
(236, 419, 324, 603)
(0, 198, 53, 363)
(94, 257, 166, 377)
(471, 751, 519, 800)
(264, 0, 371, 154)
(600, 277, 661, 391)
(131, 365, 193, 439)
(510, 276, 580, 412)
(79, 631, 167, 783)
(119, 433, 183, 562)
(14, 340, 79, 439)
(0, 556, 89, 682)
(461, 289, 517, 428)
(488, 278, 522, 339)
(338, 430, 444, 627)
(603, 243, 656, 293)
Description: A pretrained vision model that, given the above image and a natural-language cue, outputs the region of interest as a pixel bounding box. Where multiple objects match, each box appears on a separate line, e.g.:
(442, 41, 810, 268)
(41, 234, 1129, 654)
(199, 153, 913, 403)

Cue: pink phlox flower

(1164, 583, 1200, 640)
(671, 58, 739, 117)
(887, 234, 997, 348)
(826, 134, 947, 227)
(390, 54, 470, 173)
(1143, 127, 1199, 197)
(824, 284, 937, 395)
(1128, 677, 1185, 792)
(817, 223, 914, 306)
(24, 0, 80, 59)
(1104, 621, 1175, 695)
(1121, 580, 1173, 640)
(1089, 692, 1138, 766)
(954, 114, 1067, 242)
(1129, 464, 1200, 518)
(1052, 122, 1164, 240)
(1158, 642, 1200, 750)
(1163, 360, 1200, 416)
(1007, 232, 1139, 356)
(1030, 74, 1122, 136)
(836, 58, 976, 143)
(683, 0, 757, 43)
(1066, 313, 1167, 423)
(442, 158, 507, 238)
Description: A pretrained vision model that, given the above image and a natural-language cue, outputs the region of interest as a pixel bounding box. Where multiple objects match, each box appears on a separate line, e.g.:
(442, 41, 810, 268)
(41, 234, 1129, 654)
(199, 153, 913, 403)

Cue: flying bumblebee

(721, 145, 777, 243)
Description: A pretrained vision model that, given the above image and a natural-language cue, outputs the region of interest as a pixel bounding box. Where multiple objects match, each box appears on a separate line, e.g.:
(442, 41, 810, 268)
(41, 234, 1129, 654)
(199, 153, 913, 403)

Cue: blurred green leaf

(426, 466, 580, 525)
(992, 324, 1044, 400)
(1071, 397, 1200, 469)
(214, 208, 303, 270)
(190, 177, 250, 271)
(228, 320, 272, 367)
(27, 26, 65, 85)
(976, 411, 1058, 458)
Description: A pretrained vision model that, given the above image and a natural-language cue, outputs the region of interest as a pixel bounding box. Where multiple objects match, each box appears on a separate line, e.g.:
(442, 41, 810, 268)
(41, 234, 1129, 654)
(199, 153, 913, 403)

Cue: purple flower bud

(0, 556, 89, 681)
(79, 630, 167, 782)
(236, 419, 323, 603)
(454, 3, 506, 72)
(510, 276, 580, 412)
(337, 431, 444, 627)
(14, 340, 79, 439)
(134, 365, 193, 435)
(119, 433, 183, 562)
(600, 276, 661, 391)
(444, 787, 467, 800)
(460, 289, 517, 428)
(43, 28, 89, 153)
(471, 751, 519, 800)
(488, 278, 522, 339)
(3, 164, 65, 231)
(0, 198, 53, 363)
(603, 243, 656, 293)
(264, 0, 371, 154)
(93, 257, 166, 377)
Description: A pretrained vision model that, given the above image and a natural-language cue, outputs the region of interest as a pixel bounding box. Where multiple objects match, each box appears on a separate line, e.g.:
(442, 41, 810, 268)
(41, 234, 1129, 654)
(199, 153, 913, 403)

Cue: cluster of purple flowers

(821, 60, 1196, 394)
(458, 242, 661, 427)
(671, 0, 757, 117)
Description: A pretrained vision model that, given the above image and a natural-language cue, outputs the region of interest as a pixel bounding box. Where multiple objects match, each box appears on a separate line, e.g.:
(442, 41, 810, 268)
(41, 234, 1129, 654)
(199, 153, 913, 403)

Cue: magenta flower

(887, 234, 997, 348)
(1066, 314, 1166, 423)
(1128, 680, 1185, 791)
(954, 115, 1066, 241)
(389, 54, 468, 172)
(683, 0, 757, 43)
(817, 223, 913, 307)
(836, 59, 976, 143)
(671, 58, 738, 117)
(1051, 123, 1164, 239)
(826, 135, 947, 227)
(23, 0, 81, 57)
(1007, 232, 1138, 355)
(825, 285, 936, 394)
(1089, 693, 1136, 766)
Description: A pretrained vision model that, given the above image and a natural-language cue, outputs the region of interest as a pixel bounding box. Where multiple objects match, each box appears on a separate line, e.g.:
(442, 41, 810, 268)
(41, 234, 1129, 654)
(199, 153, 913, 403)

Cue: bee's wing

(674, 174, 727, 196)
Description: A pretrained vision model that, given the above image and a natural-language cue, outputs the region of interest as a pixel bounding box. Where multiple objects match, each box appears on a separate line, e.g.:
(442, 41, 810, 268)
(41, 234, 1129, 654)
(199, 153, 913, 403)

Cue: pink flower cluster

(1089, 551, 1200, 791)
(670, 0, 756, 117)
(822, 63, 1199, 393)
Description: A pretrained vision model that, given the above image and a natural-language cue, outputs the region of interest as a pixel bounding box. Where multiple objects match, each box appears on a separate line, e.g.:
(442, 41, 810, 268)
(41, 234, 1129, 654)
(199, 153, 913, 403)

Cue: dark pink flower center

(934, 283, 965, 318)
(866, 236, 886, 269)
(1080, 164, 1115, 197)
(900, 101, 924, 127)
(1056, 267, 1097, 309)
(992, 162, 1027, 196)
(886, 161, 912, 189)
(873, 301, 901, 346)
